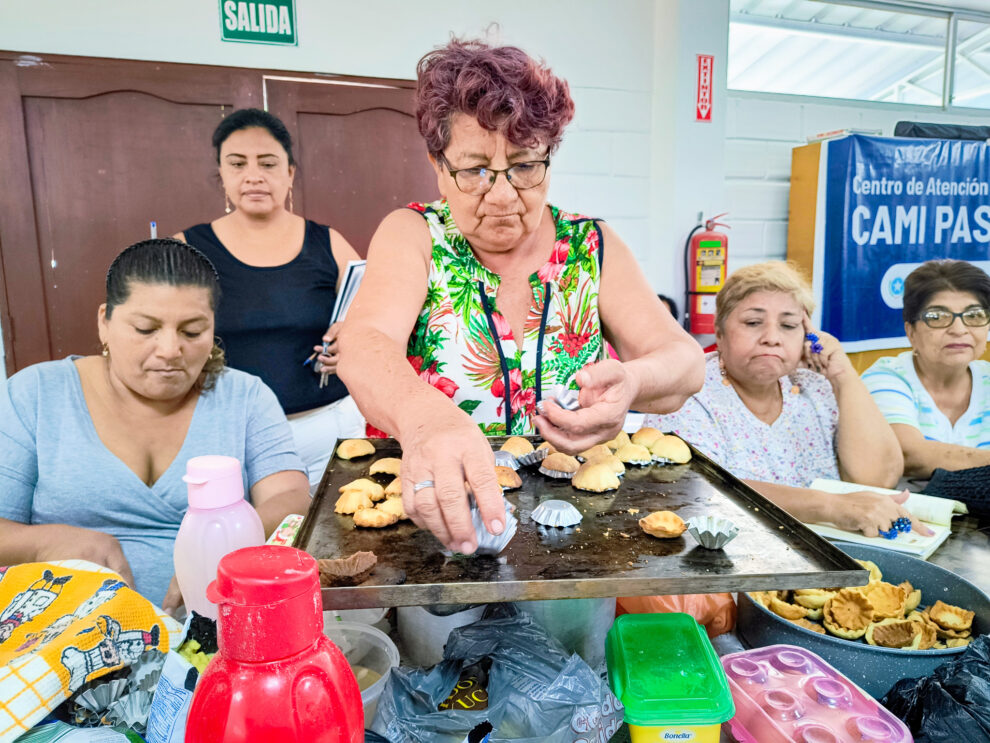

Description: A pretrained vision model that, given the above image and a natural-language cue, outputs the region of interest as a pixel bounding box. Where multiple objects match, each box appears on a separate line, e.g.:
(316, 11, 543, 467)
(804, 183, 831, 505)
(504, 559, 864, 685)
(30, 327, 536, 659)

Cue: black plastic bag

(370, 605, 622, 743)
(894, 122, 990, 140)
(882, 635, 990, 742)
(922, 465, 990, 517)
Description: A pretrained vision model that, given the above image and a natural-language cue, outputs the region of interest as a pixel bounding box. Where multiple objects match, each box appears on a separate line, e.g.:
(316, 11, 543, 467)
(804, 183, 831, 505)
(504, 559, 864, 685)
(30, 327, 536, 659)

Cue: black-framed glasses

(440, 154, 550, 195)
(917, 306, 990, 329)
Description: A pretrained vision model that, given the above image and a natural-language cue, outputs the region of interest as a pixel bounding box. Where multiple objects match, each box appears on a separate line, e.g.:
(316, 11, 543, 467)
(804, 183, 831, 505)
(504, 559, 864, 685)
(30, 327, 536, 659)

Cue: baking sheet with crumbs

(296, 436, 866, 609)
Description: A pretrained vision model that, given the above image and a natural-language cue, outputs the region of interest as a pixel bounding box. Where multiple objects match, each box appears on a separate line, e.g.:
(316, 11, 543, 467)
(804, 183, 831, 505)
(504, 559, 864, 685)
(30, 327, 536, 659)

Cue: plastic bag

(881, 634, 990, 742)
(616, 593, 736, 639)
(145, 612, 216, 743)
(923, 465, 990, 518)
(370, 606, 622, 743)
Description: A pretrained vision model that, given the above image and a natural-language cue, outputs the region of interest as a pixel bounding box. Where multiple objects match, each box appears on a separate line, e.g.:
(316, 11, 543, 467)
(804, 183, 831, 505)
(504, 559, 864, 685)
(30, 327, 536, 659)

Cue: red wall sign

(696, 54, 713, 122)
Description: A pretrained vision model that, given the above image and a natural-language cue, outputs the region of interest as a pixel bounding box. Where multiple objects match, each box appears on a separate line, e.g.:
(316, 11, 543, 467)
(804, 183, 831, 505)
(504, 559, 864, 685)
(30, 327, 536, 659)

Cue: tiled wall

(550, 87, 653, 264)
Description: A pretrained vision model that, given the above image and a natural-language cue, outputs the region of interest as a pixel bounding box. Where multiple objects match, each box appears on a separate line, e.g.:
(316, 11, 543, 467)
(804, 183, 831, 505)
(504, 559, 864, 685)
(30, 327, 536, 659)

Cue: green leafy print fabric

(398, 199, 604, 437)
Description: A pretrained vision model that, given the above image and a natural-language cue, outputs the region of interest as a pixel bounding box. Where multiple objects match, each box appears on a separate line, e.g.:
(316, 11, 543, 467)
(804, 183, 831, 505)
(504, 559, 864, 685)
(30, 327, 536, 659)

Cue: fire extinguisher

(683, 213, 729, 335)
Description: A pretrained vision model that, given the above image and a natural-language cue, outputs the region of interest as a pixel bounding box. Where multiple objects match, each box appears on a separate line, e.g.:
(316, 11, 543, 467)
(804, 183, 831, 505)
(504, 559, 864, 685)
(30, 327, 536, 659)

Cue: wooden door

(0, 52, 262, 372)
(0, 53, 427, 375)
(266, 77, 439, 256)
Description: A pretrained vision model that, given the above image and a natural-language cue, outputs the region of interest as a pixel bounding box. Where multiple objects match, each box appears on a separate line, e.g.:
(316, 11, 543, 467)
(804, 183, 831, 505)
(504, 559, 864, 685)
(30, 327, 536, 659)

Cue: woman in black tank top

(177, 109, 365, 490)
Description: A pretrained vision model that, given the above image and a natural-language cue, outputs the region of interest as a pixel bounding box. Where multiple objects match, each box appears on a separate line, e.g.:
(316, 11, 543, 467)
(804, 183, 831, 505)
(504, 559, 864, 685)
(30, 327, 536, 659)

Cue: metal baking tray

(296, 436, 866, 609)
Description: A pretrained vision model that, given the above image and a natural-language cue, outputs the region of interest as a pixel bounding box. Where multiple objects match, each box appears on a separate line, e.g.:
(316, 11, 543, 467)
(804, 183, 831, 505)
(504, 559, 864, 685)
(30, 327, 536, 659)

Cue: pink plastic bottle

(174, 455, 265, 619)
(185, 546, 364, 743)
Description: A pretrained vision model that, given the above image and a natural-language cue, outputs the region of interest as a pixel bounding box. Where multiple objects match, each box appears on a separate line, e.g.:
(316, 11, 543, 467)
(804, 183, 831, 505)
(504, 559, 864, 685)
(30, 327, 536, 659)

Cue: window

(729, 0, 947, 105)
(953, 20, 990, 108)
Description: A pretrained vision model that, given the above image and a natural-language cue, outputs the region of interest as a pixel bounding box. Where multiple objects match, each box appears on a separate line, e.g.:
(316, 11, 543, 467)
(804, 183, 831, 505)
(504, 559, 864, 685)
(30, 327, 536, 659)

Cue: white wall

(650, 0, 730, 313)
(725, 91, 990, 272)
(0, 0, 667, 376)
(0, 0, 657, 253)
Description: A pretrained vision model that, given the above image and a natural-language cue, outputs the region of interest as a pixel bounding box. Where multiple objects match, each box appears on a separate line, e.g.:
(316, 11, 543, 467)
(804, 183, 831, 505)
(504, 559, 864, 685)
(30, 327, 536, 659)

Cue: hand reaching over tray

(534, 360, 635, 454)
(398, 408, 506, 555)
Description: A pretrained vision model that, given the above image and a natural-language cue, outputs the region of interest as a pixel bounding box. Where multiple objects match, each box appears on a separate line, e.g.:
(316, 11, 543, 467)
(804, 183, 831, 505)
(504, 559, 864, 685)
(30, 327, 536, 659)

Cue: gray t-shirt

(0, 357, 306, 606)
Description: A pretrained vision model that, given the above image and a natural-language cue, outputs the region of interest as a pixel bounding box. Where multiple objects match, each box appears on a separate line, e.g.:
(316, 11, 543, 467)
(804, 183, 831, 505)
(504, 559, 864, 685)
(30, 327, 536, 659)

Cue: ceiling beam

(825, 1, 990, 22)
(732, 13, 945, 48)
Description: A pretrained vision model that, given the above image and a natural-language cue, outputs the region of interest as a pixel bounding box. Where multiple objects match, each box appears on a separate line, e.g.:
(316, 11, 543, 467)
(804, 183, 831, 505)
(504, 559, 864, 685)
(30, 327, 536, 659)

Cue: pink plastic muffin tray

(721, 645, 912, 743)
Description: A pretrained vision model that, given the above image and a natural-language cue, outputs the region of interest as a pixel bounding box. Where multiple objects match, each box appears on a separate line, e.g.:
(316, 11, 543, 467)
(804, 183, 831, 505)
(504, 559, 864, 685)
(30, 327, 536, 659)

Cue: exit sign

(220, 1, 297, 46)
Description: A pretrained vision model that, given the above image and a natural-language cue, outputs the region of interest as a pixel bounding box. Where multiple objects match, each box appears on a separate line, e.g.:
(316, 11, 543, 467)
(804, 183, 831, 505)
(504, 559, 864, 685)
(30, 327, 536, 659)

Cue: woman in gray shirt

(0, 239, 310, 608)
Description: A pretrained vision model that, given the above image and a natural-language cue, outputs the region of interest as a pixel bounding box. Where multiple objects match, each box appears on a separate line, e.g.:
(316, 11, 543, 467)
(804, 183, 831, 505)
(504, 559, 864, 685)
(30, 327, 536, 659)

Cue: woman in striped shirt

(862, 260, 990, 477)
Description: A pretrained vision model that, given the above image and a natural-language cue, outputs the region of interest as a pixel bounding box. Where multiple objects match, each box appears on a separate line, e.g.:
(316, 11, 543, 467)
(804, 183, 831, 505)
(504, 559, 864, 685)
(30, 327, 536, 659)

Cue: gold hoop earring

(101, 343, 109, 358)
(288, 188, 294, 214)
(225, 193, 232, 214)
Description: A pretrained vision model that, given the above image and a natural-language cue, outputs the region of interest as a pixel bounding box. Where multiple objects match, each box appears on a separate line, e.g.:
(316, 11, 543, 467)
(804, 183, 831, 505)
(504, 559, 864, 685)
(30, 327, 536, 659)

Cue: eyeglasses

(440, 155, 550, 195)
(917, 307, 990, 328)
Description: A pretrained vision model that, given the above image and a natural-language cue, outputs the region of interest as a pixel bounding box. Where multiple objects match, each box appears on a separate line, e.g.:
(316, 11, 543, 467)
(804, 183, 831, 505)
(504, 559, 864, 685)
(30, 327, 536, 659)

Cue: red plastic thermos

(185, 545, 363, 743)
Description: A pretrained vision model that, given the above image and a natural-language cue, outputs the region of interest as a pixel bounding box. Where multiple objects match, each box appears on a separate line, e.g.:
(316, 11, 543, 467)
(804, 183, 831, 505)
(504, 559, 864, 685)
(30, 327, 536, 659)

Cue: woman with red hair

(339, 39, 703, 554)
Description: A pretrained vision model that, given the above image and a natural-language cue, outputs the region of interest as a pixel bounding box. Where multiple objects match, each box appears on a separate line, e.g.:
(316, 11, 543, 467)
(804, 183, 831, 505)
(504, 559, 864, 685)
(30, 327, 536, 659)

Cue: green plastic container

(606, 613, 735, 743)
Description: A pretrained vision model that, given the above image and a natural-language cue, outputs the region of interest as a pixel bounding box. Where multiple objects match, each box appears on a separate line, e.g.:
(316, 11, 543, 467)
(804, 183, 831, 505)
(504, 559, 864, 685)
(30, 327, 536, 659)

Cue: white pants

(288, 395, 365, 492)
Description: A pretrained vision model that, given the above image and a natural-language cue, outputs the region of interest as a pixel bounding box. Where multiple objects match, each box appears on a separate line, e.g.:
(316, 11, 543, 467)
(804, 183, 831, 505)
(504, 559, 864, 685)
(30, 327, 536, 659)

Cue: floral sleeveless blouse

(395, 199, 605, 437)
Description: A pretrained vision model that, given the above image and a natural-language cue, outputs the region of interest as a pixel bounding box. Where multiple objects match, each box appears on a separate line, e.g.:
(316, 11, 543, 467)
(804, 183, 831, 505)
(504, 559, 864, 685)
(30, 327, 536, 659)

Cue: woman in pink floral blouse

(339, 39, 703, 554)
(646, 262, 930, 537)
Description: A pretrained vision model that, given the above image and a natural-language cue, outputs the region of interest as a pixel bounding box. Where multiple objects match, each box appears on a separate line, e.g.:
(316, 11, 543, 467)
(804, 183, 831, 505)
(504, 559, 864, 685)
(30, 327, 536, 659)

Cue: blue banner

(820, 135, 990, 351)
